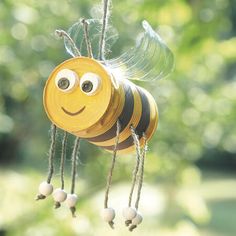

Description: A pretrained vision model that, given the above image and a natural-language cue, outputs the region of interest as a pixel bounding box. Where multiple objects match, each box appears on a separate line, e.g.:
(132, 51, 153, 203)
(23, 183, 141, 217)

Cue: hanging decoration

(36, 0, 174, 232)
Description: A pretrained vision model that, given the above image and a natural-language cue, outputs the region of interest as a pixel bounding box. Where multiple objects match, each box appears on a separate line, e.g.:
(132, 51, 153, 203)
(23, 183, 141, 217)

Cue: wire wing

(64, 19, 118, 59)
(105, 20, 174, 81)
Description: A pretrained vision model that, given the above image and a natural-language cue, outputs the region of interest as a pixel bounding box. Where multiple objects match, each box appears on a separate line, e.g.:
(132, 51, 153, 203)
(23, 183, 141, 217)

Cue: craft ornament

(35, 1, 174, 231)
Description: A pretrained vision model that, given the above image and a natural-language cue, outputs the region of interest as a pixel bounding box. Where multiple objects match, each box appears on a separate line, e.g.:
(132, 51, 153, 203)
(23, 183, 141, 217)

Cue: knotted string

(129, 134, 148, 232)
(98, 0, 111, 60)
(47, 124, 57, 184)
(69, 137, 81, 217)
(60, 131, 68, 190)
(36, 124, 57, 200)
(104, 120, 121, 229)
(124, 125, 141, 226)
(134, 134, 147, 210)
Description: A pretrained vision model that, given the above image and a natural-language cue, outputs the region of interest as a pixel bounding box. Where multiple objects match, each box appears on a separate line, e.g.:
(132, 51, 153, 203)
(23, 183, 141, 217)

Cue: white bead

(52, 188, 67, 202)
(132, 213, 143, 225)
(66, 194, 78, 207)
(122, 207, 137, 220)
(38, 181, 53, 196)
(101, 208, 115, 222)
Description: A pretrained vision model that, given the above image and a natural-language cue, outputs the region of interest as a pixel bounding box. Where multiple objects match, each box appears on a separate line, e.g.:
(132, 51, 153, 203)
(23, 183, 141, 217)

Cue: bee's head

(43, 57, 115, 134)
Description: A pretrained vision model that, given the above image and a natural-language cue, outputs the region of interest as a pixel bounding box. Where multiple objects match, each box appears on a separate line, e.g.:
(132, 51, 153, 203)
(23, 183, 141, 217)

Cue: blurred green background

(0, 0, 236, 235)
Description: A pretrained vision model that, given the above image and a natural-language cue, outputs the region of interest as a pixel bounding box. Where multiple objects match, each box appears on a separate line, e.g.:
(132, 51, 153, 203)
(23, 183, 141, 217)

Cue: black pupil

(82, 81, 93, 93)
(58, 77, 70, 90)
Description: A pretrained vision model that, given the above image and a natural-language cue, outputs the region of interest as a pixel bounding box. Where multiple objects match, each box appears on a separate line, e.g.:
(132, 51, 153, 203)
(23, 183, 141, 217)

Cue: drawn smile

(61, 106, 86, 116)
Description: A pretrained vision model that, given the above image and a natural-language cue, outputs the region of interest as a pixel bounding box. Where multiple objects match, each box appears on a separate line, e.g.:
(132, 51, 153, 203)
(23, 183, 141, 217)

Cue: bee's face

(43, 57, 113, 133)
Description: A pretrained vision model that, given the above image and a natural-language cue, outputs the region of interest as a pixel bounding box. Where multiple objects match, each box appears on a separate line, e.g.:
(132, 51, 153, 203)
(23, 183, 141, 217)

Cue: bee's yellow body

(43, 57, 158, 154)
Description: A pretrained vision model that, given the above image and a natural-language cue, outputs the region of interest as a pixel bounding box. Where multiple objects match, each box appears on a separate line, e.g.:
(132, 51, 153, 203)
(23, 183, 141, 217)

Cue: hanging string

(123, 125, 141, 226)
(98, 0, 111, 60)
(81, 18, 93, 58)
(36, 124, 57, 200)
(134, 133, 147, 211)
(47, 124, 57, 184)
(128, 133, 147, 232)
(68, 137, 81, 217)
(104, 120, 121, 208)
(60, 131, 68, 190)
(104, 120, 121, 228)
(55, 29, 81, 57)
(128, 126, 141, 207)
(70, 137, 81, 194)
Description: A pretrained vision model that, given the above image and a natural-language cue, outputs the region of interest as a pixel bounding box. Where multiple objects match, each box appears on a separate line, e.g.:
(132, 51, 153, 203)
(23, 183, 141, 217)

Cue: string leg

(60, 131, 68, 190)
(68, 137, 81, 217)
(102, 120, 121, 229)
(47, 124, 57, 184)
(129, 133, 148, 232)
(36, 124, 57, 200)
(123, 125, 141, 226)
(134, 133, 147, 211)
(54, 131, 68, 209)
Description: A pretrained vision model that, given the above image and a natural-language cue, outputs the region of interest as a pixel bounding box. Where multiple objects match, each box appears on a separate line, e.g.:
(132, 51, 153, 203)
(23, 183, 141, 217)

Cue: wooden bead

(122, 207, 137, 220)
(38, 181, 53, 196)
(101, 208, 115, 222)
(132, 213, 143, 225)
(52, 188, 67, 202)
(66, 194, 78, 207)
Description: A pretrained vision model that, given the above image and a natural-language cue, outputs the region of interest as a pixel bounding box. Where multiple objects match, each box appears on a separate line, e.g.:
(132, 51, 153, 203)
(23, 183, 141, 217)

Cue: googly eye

(55, 69, 78, 92)
(80, 73, 101, 95)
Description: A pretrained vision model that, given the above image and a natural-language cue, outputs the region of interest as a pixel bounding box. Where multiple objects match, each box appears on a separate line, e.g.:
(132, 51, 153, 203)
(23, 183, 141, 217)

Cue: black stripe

(134, 87, 150, 137)
(103, 86, 151, 151)
(87, 82, 134, 142)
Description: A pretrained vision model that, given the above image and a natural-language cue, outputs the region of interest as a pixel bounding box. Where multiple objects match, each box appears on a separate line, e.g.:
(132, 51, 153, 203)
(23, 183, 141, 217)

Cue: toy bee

(43, 56, 158, 154)
(36, 9, 174, 232)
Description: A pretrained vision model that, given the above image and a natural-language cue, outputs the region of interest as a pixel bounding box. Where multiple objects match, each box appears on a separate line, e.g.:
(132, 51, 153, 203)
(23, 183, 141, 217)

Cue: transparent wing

(64, 19, 118, 59)
(105, 20, 174, 81)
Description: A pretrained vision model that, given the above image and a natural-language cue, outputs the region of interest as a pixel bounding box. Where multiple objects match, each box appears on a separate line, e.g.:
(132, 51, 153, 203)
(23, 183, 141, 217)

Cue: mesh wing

(64, 19, 118, 59)
(105, 20, 174, 81)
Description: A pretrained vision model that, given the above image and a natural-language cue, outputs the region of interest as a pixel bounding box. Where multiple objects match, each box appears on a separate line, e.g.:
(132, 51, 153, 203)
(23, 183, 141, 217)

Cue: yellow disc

(43, 57, 113, 133)
(74, 76, 124, 138)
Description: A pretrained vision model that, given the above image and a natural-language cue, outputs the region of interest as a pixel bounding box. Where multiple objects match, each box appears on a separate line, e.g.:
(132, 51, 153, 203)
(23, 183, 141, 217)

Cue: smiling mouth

(61, 106, 86, 116)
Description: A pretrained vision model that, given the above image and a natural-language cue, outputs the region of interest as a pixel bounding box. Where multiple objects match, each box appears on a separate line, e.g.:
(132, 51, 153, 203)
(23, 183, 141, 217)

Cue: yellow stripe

(90, 80, 142, 147)
(102, 86, 158, 155)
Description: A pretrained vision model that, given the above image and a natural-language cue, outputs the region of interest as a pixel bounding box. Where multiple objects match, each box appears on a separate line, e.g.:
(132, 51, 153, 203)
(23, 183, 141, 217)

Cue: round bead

(101, 208, 115, 222)
(132, 213, 143, 225)
(122, 207, 137, 220)
(38, 181, 53, 196)
(66, 194, 78, 207)
(52, 188, 67, 202)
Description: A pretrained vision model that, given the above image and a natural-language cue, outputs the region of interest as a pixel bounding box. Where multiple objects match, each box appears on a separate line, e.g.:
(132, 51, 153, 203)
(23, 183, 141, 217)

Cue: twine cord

(60, 131, 68, 190)
(134, 133, 147, 210)
(47, 124, 57, 184)
(55, 29, 81, 57)
(128, 125, 141, 207)
(103, 120, 121, 229)
(104, 120, 121, 209)
(70, 137, 81, 194)
(98, 0, 110, 60)
(81, 19, 93, 58)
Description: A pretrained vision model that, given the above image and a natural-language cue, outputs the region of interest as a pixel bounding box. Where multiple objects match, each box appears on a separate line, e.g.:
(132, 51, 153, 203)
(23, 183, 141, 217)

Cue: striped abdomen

(77, 78, 158, 154)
